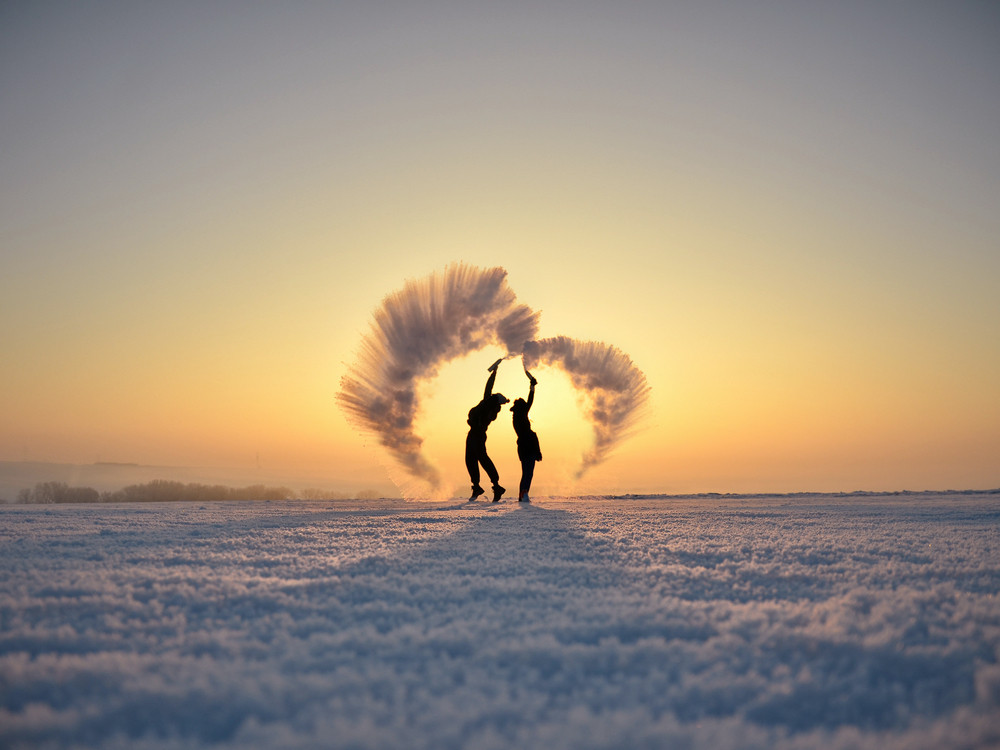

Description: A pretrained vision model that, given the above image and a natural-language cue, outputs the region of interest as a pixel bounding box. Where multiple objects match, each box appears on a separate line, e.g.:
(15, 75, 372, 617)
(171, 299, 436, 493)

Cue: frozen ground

(1, 494, 998, 750)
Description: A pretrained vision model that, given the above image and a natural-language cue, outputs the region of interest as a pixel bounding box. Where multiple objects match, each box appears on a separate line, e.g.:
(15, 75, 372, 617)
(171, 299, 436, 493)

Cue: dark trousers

(519, 459, 536, 498)
(465, 431, 498, 487)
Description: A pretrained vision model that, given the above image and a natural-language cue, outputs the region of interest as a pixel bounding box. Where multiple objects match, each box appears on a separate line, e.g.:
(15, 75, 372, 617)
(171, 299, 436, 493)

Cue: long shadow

(283, 502, 986, 734)
(1, 499, 993, 747)
(286, 502, 650, 638)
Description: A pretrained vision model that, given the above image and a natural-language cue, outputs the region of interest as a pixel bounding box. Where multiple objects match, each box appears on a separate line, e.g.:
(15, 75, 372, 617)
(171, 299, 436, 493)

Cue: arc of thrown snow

(338, 264, 650, 492)
(522, 337, 650, 478)
(337, 264, 539, 488)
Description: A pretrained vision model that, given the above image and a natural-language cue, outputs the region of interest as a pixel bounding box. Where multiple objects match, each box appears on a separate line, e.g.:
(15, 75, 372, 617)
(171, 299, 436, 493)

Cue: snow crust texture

(1, 494, 998, 749)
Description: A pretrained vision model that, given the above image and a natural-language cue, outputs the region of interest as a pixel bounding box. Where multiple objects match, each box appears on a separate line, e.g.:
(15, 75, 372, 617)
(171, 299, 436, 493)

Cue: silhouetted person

(510, 370, 542, 502)
(466, 358, 509, 501)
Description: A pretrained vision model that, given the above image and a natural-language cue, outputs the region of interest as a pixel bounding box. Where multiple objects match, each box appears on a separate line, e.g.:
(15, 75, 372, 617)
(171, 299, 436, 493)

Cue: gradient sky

(2, 1, 998, 496)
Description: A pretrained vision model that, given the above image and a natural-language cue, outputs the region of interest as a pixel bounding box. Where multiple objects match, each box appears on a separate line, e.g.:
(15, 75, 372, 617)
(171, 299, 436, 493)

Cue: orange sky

(2, 3, 998, 497)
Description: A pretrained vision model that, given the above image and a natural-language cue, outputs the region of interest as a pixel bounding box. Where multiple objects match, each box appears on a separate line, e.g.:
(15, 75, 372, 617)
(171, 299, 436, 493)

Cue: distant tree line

(15, 480, 296, 504)
(16, 482, 100, 504)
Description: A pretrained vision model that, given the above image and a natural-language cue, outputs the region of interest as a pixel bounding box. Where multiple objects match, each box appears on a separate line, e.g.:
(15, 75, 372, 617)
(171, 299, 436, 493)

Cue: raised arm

(484, 359, 502, 399)
(525, 370, 537, 411)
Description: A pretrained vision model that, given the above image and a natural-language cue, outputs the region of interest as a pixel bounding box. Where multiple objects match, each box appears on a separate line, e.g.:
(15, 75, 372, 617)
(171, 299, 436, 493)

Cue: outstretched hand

(487, 358, 503, 373)
(526, 370, 537, 386)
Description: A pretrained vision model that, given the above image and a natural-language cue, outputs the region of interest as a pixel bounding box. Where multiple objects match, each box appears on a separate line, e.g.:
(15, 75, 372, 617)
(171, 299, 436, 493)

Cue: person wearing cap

(466, 358, 509, 501)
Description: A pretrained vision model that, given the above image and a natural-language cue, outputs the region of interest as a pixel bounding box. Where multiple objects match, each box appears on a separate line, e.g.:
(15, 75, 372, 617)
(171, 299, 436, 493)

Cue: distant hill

(0, 461, 394, 503)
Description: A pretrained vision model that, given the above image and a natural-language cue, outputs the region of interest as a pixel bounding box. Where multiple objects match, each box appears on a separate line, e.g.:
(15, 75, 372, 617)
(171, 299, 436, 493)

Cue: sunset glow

(2, 3, 998, 497)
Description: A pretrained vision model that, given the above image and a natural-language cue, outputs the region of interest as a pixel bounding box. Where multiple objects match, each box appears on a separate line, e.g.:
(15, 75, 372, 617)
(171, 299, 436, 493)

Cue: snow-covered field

(1, 494, 998, 750)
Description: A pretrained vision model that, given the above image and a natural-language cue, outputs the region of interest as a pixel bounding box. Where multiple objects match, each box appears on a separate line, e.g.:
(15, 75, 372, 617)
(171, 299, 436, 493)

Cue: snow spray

(338, 263, 649, 490)
(522, 338, 650, 478)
